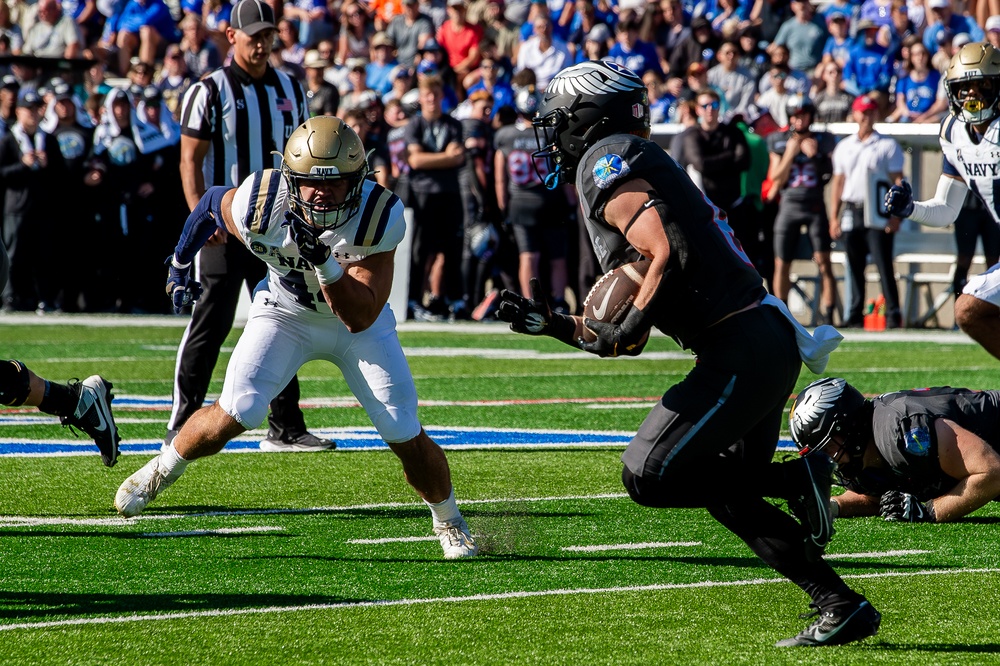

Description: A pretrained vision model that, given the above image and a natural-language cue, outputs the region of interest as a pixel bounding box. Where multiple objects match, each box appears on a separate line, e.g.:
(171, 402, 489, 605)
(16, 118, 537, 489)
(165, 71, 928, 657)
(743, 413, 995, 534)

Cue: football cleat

(434, 518, 479, 559)
(259, 430, 337, 452)
(776, 599, 881, 647)
(788, 453, 836, 561)
(115, 455, 179, 517)
(61, 375, 120, 467)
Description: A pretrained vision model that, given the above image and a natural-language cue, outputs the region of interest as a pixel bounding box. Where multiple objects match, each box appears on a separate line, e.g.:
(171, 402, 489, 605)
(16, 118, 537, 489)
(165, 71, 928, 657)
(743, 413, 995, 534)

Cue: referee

(173, 0, 334, 452)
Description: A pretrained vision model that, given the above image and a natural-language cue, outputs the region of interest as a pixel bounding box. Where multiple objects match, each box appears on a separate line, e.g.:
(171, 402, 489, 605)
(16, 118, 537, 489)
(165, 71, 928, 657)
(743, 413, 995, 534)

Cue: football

(581, 260, 651, 348)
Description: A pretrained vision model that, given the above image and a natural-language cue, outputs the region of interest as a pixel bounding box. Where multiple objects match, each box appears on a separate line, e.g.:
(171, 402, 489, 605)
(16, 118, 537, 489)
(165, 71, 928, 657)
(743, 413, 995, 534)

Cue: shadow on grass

(872, 642, 1000, 654)
(0, 592, 366, 621)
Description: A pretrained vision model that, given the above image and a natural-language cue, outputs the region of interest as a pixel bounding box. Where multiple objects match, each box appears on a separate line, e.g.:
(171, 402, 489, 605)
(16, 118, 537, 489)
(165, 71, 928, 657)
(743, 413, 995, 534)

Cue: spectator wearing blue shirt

(842, 18, 894, 96)
(886, 40, 940, 122)
(820, 10, 852, 71)
(366, 32, 399, 97)
(465, 53, 514, 118)
(772, 0, 828, 74)
(282, 0, 331, 48)
(608, 18, 664, 79)
(922, 0, 984, 54)
(102, 0, 179, 75)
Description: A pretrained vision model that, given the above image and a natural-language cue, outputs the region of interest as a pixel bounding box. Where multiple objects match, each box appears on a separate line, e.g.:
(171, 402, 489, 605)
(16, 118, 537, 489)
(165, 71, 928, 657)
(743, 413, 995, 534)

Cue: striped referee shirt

(179, 62, 308, 187)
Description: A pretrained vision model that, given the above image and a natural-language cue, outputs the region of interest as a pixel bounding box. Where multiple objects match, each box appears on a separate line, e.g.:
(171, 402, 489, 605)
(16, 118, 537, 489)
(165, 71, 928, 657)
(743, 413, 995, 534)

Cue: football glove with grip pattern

(165, 256, 203, 314)
(580, 305, 650, 358)
(285, 209, 332, 266)
(879, 490, 936, 522)
(497, 278, 575, 343)
(884, 180, 914, 218)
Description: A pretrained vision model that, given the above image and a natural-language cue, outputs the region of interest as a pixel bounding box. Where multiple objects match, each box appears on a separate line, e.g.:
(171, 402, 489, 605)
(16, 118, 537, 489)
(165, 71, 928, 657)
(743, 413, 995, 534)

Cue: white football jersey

(940, 114, 1000, 225)
(230, 170, 405, 316)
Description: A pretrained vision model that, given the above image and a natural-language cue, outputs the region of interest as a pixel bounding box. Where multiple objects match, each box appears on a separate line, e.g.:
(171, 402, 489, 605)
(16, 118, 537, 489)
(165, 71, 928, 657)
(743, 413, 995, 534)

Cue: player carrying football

(497, 60, 880, 647)
(886, 42, 1000, 360)
(113, 117, 477, 559)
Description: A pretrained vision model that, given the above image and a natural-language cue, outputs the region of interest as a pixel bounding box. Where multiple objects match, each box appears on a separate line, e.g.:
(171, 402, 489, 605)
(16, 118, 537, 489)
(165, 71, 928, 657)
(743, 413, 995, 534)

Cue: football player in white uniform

(114, 116, 478, 559)
(886, 42, 1000, 360)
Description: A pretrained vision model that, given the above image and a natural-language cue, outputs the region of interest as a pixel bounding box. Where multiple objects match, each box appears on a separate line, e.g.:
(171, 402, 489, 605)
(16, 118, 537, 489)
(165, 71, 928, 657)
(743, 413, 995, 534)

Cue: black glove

(285, 209, 331, 266)
(497, 277, 573, 341)
(884, 180, 914, 218)
(165, 255, 203, 314)
(879, 490, 936, 523)
(579, 305, 650, 358)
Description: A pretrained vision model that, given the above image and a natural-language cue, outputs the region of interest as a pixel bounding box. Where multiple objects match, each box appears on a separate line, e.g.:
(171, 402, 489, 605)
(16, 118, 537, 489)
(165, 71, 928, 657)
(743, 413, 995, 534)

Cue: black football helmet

(789, 377, 868, 459)
(532, 61, 649, 188)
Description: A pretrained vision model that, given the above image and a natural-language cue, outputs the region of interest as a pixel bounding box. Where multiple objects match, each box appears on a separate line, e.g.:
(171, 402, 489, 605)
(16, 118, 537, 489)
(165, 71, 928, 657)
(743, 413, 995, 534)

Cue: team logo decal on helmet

(532, 61, 649, 188)
(946, 42, 1000, 125)
(788, 377, 866, 457)
(592, 153, 630, 190)
(278, 116, 370, 231)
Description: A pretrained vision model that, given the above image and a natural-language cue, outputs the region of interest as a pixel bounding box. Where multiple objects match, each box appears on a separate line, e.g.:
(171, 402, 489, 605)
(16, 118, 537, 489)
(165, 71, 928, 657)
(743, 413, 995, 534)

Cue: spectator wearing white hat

(987, 15, 1000, 48)
(302, 49, 340, 116)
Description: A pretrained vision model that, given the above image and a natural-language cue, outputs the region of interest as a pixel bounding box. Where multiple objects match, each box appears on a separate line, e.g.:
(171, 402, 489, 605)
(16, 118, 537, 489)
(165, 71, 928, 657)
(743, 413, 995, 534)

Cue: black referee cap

(232, 0, 275, 36)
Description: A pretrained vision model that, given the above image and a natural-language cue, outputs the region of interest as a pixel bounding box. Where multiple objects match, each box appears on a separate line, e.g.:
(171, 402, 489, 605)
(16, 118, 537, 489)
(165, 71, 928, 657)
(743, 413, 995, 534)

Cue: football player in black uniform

(791, 377, 1000, 523)
(766, 95, 839, 325)
(496, 60, 880, 648)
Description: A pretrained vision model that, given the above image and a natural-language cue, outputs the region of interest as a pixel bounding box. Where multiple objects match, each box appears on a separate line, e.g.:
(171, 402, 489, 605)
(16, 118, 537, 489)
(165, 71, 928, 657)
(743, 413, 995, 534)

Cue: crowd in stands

(0, 0, 995, 319)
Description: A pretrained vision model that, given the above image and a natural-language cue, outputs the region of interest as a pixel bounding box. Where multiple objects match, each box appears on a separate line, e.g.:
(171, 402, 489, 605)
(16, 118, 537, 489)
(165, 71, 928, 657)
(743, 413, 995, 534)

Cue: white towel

(762, 294, 843, 374)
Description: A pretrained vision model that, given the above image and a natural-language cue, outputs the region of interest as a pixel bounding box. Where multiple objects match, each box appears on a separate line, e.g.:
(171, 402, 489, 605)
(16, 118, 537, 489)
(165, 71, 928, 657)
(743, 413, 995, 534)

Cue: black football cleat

(61, 375, 120, 467)
(788, 453, 836, 561)
(776, 599, 881, 647)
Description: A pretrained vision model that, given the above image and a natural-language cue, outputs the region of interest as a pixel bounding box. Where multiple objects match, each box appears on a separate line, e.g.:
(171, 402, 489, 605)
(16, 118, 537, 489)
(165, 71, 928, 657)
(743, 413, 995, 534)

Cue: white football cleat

(115, 455, 178, 517)
(434, 518, 478, 559)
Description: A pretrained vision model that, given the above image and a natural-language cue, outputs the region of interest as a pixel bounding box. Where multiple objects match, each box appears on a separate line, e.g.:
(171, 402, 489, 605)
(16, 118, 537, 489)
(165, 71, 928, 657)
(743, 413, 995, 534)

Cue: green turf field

(1, 319, 998, 665)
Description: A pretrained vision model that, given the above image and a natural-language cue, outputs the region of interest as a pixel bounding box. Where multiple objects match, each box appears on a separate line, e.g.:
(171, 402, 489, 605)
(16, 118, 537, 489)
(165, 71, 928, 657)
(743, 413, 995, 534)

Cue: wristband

(314, 256, 344, 285)
(171, 255, 191, 270)
(548, 312, 576, 345)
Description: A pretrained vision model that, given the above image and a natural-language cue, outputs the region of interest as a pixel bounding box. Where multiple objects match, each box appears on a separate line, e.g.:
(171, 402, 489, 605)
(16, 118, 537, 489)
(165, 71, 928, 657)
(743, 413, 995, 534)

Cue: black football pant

(843, 218, 901, 324)
(620, 306, 859, 605)
(167, 236, 307, 436)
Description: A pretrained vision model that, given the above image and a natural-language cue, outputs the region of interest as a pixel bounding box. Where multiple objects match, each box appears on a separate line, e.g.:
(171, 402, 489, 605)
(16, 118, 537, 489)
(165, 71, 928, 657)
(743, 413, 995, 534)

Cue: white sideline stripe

(1, 567, 996, 633)
(348, 536, 438, 544)
(561, 541, 701, 552)
(825, 549, 932, 560)
(138, 526, 285, 538)
(0, 493, 631, 527)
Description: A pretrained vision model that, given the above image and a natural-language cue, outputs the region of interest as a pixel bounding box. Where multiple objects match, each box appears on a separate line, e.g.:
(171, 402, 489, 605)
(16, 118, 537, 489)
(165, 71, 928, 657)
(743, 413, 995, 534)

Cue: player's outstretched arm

(497, 278, 583, 346)
(885, 175, 968, 228)
(928, 418, 1000, 522)
(165, 186, 236, 313)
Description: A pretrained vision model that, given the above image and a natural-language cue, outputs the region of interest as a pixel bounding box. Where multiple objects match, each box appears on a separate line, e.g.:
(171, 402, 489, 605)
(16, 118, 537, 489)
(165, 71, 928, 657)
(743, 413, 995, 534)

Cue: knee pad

(0, 360, 31, 406)
(372, 407, 422, 444)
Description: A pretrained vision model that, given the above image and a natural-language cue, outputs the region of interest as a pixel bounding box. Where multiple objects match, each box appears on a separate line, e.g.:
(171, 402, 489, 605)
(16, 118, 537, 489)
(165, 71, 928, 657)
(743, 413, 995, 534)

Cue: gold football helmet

(946, 42, 1000, 125)
(279, 116, 369, 230)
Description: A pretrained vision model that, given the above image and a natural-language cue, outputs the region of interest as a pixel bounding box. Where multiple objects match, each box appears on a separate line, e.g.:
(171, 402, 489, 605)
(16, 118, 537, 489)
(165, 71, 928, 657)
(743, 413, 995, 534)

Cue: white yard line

(137, 526, 286, 538)
(824, 549, 932, 560)
(561, 542, 702, 552)
(348, 536, 439, 544)
(0, 493, 631, 527)
(0, 567, 995, 632)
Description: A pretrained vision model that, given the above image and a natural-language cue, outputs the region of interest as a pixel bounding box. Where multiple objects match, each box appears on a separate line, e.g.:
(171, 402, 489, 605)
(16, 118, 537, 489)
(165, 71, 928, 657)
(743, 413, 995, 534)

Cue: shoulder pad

(239, 169, 285, 235)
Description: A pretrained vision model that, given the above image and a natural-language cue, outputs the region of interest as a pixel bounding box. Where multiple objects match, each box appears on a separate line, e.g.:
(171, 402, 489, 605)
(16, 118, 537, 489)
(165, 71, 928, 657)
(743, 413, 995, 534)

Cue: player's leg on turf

(955, 293, 1000, 360)
(333, 308, 477, 558)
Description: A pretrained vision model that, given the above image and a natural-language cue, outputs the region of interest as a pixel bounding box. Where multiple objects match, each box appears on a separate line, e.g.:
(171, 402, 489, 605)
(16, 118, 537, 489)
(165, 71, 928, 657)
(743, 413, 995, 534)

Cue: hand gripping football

(581, 260, 651, 345)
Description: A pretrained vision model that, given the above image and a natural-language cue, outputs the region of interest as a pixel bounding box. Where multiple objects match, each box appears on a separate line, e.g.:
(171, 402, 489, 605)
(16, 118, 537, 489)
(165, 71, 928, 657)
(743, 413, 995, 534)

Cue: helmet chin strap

(544, 165, 562, 190)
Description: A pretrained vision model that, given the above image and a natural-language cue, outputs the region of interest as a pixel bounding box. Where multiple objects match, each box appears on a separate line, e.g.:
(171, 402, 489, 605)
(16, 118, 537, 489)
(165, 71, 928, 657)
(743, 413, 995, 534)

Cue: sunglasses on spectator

(699, 101, 720, 109)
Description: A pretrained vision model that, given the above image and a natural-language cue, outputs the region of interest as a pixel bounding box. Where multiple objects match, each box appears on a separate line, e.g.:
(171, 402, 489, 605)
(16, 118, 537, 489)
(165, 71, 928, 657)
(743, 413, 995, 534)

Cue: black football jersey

(765, 130, 836, 204)
(576, 134, 766, 347)
(868, 387, 1000, 499)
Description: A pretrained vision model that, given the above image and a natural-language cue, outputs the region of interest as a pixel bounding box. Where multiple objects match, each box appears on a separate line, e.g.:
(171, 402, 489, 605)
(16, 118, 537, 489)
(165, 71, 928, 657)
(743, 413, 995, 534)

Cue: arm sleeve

(908, 175, 968, 228)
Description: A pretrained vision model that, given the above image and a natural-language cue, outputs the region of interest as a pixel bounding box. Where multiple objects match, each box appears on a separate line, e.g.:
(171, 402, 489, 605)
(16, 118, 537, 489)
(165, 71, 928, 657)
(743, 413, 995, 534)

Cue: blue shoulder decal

(904, 426, 931, 456)
(592, 153, 631, 190)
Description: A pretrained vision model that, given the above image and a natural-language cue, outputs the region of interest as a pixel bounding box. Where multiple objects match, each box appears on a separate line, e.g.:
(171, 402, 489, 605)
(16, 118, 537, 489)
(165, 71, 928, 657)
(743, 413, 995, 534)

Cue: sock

(425, 488, 461, 526)
(37, 381, 77, 417)
(160, 442, 190, 481)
